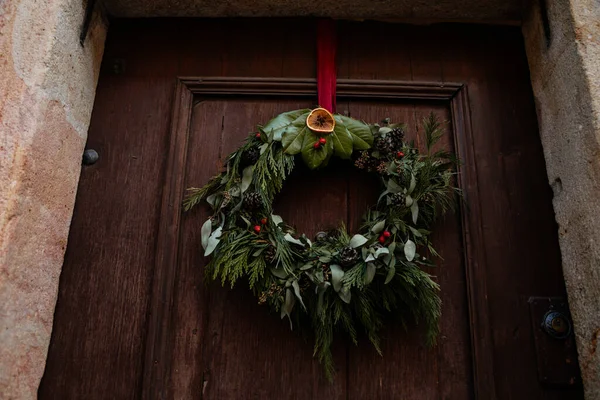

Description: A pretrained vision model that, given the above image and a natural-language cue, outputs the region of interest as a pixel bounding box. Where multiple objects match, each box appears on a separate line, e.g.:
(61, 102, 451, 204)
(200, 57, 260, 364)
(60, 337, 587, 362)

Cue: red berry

(319, 137, 327, 145)
(253, 225, 261, 233)
(383, 231, 391, 238)
(313, 142, 321, 149)
(396, 151, 405, 158)
(255, 133, 261, 138)
(260, 218, 268, 225)
(378, 235, 386, 244)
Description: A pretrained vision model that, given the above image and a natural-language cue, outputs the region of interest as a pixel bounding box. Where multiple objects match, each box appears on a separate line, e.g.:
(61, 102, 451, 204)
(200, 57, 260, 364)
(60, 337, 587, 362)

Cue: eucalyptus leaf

(365, 254, 375, 262)
(405, 194, 414, 207)
(364, 263, 376, 285)
(330, 264, 344, 292)
(241, 166, 254, 193)
(349, 234, 368, 248)
(408, 173, 416, 194)
(204, 227, 222, 256)
(379, 127, 392, 134)
(271, 267, 289, 279)
(338, 288, 352, 304)
(271, 214, 283, 226)
(371, 220, 386, 234)
(200, 218, 212, 250)
(374, 247, 390, 258)
(206, 193, 218, 207)
(408, 226, 422, 237)
(317, 282, 331, 314)
(411, 201, 419, 224)
(319, 256, 332, 263)
(385, 265, 396, 284)
(259, 143, 268, 155)
(280, 288, 296, 328)
(292, 280, 307, 310)
(284, 233, 304, 246)
(387, 179, 402, 194)
(300, 263, 314, 271)
(404, 239, 416, 262)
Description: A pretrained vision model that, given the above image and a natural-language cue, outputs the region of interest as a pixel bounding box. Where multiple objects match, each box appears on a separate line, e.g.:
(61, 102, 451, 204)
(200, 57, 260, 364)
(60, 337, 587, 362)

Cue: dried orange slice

(306, 108, 335, 133)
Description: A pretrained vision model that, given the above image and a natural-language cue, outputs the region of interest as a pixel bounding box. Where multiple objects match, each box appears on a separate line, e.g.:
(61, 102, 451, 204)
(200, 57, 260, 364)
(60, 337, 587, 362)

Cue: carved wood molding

(144, 77, 495, 399)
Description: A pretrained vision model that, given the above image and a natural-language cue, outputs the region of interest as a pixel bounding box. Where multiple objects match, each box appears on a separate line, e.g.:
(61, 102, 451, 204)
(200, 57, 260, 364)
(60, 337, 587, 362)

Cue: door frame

(144, 77, 494, 399)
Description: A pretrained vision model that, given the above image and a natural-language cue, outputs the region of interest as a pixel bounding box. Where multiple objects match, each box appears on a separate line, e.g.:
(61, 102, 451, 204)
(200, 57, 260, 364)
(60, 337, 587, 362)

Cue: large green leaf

(261, 109, 310, 141)
(335, 115, 373, 150)
(282, 125, 307, 155)
(331, 125, 353, 159)
(301, 131, 330, 169)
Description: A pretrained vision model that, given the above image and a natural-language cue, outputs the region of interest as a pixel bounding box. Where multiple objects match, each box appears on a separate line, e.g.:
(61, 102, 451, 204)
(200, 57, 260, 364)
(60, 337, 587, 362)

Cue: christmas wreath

(184, 108, 459, 378)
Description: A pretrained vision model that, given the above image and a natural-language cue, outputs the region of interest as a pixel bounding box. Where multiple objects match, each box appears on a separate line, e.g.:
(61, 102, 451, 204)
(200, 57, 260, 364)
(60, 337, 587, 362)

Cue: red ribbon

(317, 19, 337, 113)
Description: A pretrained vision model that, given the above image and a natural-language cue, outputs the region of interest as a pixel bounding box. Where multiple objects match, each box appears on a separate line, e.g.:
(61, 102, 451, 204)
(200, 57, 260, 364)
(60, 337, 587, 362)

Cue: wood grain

(40, 19, 582, 400)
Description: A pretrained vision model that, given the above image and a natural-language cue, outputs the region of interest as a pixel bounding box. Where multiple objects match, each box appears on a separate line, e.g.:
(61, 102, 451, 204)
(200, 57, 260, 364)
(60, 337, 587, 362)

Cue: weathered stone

(523, 0, 600, 398)
(0, 0, 107, 398)
(103, 0, 523, 22)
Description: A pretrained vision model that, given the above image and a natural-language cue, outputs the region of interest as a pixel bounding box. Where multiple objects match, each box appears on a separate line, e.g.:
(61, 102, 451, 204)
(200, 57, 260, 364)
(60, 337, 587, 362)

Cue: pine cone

(389, 127, 405, 149)
(375, 136, 395, 154)
(264, 246, 276, 263)
(390, 192, 406, 207)
(339, 246, 359, 267)
(243, 191, 263, 210)
(241, 147, 260, 167)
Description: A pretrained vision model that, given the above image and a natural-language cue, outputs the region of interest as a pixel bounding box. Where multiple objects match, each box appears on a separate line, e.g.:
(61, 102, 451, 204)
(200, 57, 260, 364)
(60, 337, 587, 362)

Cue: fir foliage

(184, 110, 459, 380)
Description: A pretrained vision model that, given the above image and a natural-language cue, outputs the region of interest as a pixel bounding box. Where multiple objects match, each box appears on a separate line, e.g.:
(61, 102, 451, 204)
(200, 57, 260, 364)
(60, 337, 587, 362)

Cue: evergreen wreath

(184, 108, 459, 378)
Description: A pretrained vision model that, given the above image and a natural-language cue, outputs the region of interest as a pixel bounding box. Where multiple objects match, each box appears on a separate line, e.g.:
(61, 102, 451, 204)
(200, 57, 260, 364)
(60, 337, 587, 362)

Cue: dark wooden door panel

(40, 19, 583, 400)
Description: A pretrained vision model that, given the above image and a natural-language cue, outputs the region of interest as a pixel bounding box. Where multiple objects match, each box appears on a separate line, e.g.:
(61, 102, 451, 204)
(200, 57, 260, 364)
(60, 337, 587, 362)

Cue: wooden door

(40, 19, 583, 399)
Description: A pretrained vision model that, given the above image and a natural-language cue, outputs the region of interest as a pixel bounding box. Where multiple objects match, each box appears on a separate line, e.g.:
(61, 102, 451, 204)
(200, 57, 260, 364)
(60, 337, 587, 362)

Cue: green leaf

(387, 179, 402, 194)
(411, 201, 419, 224)
(282, 125, 307, 155)
(271, 214, 283, 226)
(284, 233, 305, 246)
(262, 109, 310, 141)
(259, 143, 268, 155)
(335, 115, 373, 150)
(204, 227, 222, 256)
(405, 194, 414, 207)
(374, 247, 389, 258)
(404, 239, 416, 261)
(331, 124, 354, 159)
(408, 173, 416, 194)
(280, 288, 296, 328)
(339, 288, 352, 304)
(371, 220, 386, 234)
(300, 263, 314, 271)
(364, 263, 376, 285)
(200, 218, 212, 250)
(292, 280, 306, 310)
(301, 131, 329, 169)
(408, 226, 422, 237)
(330, 264, 344, 292)
(349, 234, 368, 248)
(271, 267, 289, 279)
(241, 166, 254, 193)
(317, 282, 331, 313)
(206, 193, 218, 207)
(379, 127, 392, 134)
(385, 265, 396, 284)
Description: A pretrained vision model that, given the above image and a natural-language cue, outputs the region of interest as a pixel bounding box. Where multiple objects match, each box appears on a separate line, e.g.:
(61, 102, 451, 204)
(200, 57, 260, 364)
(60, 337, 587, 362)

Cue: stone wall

(523, 0, 600, 398)
(0, 0, 106, 398)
